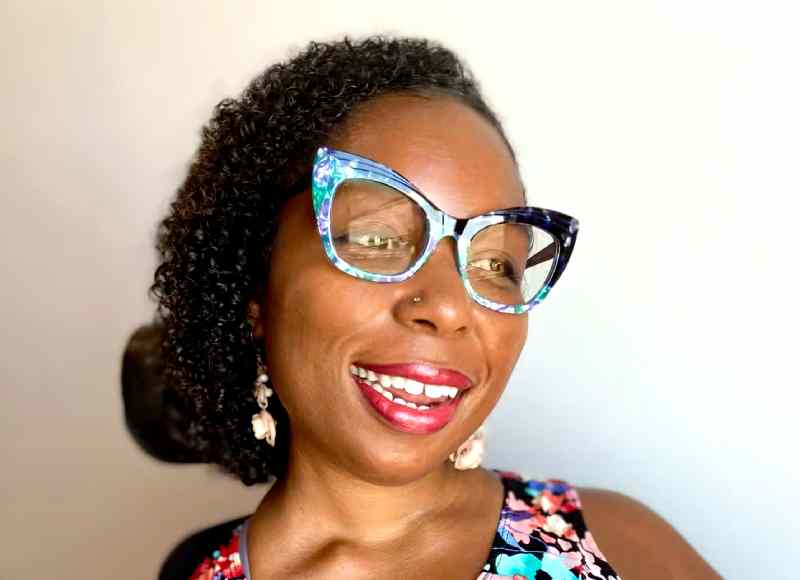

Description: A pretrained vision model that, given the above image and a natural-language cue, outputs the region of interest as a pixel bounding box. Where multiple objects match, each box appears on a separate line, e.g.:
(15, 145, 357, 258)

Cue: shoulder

(577, 488, 722, 579)
(159, 516, 249, 580)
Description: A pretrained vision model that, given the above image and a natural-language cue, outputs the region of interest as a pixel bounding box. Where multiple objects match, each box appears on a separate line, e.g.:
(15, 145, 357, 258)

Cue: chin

(346, 437, 453, 486)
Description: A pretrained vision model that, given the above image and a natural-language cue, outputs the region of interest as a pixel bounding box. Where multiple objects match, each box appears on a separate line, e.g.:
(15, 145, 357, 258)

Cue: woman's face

(252, 94, 528, 484)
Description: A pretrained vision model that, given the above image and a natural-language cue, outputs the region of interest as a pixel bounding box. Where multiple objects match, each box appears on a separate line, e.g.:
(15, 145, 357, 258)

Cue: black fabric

(159, 516, 248, 580)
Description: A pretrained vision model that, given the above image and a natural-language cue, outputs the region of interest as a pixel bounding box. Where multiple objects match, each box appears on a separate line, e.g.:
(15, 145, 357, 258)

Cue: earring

(251, 354, 277, 447)
(449, 425, 486, 470)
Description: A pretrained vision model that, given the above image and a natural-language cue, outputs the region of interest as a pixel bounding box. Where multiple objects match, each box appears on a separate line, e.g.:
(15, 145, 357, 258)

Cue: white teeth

(404, 379, 424, 396)
(364, 379, 431, 411)
(424, 384, 443, 398)
(353, 366, 462, 402)
(423, 384, 459, 399)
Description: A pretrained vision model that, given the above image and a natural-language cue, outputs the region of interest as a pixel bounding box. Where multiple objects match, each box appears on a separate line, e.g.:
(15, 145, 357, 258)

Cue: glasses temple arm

(525, 243, 557, 268)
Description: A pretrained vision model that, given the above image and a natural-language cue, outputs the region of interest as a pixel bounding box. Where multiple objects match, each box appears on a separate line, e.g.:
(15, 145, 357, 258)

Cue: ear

(247, 299, 265, 339)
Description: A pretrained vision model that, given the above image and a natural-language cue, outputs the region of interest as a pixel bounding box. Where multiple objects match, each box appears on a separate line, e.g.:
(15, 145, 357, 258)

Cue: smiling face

(250, 94, 528, 485)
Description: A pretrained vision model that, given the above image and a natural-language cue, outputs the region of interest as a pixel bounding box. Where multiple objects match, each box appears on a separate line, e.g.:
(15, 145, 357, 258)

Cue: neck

(252, 443, 475, 545)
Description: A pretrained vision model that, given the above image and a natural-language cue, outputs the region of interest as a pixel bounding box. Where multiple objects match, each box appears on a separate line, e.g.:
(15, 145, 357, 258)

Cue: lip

(353, 362, 474, 389)
(353, 376, 463, 434)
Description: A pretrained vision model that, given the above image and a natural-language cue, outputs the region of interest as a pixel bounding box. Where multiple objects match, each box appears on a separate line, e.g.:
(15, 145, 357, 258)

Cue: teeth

(404, 379, 424, 396)
(424, 384, 443, 398)
(362, 378, 435, 411)
(352, 366, 462, 401)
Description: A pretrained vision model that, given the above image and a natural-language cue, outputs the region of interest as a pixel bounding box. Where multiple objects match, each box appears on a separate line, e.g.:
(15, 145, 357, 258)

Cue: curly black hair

(150, 36, 514, 485)
(121, 322, 198, 464)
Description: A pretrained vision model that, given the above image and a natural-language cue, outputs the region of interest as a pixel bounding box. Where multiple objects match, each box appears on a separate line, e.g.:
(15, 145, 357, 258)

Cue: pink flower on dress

(580, 531, 606, 560)
(557, 550, 583, 570)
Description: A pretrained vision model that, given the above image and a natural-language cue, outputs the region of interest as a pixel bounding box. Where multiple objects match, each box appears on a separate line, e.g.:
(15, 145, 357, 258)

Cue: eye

(470, 257, 507, 273)
(467, 257, 521, 283)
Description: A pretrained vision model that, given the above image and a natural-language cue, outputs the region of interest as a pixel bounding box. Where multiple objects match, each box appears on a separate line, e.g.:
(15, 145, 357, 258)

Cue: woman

(152, 36, 718, 579)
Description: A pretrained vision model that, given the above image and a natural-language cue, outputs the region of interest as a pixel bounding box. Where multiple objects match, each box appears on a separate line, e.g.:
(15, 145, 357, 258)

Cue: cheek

(482, 314, 528, 391)
(261, 226, 385, 409)
(263, 195, 392, 353)
(264, 251, 373, 355)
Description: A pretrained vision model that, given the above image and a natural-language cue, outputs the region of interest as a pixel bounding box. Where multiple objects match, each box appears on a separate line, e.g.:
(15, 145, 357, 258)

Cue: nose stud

(411, 296, 422, 304)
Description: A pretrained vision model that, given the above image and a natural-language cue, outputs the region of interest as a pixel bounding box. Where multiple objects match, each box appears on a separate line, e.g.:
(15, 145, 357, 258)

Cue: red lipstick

(353, 377, 463, 434)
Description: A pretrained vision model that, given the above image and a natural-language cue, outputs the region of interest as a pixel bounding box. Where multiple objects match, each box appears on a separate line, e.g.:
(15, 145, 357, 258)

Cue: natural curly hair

(150, 36, 514, 485)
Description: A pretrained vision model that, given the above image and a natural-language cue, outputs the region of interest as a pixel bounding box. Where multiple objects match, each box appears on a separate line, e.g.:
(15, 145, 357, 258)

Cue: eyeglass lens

(330, 179, 558, 307)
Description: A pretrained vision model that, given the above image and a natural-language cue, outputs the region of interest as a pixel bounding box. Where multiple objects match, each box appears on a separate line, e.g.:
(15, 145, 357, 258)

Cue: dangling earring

(449, 425, 486, 470)
(251, 353, 277, 447)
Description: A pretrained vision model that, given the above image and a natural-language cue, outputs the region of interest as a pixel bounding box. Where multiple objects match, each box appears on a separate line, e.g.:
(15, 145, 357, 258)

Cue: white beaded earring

(251, 354, 277, 447)
(449, 425, 486, 470)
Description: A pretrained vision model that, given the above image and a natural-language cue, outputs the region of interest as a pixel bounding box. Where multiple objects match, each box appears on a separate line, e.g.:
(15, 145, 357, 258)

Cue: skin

(580, 490, 723, 579)
(246, 94, 719, 579)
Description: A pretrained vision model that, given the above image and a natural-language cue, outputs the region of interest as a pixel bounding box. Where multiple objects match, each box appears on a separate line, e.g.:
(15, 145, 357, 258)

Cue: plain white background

(1, 2, 798, 578)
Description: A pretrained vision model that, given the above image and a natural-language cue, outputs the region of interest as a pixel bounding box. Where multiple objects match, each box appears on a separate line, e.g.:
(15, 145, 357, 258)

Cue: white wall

(1, 2, 797, 578)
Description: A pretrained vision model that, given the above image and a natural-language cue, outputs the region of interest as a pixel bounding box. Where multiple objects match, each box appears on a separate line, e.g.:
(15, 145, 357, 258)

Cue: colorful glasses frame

(310, 147, 579, 314)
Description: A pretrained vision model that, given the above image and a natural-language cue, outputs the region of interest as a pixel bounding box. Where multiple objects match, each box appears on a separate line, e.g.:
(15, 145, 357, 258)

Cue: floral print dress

(188, 471, 621, 580)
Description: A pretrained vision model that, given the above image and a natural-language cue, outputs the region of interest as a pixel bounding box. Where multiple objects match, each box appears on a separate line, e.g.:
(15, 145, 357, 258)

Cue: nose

(392, 238, 475, 337)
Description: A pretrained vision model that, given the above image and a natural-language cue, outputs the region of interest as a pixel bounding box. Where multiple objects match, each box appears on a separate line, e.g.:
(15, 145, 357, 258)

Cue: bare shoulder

(576, 488, 722, 580)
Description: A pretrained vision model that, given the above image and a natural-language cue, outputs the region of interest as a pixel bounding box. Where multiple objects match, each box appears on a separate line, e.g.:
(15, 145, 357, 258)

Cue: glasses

(310, 147, 579, 314)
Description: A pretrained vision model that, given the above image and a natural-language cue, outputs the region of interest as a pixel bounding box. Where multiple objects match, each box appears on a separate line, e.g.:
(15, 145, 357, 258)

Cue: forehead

(327, 94, 524, 217)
